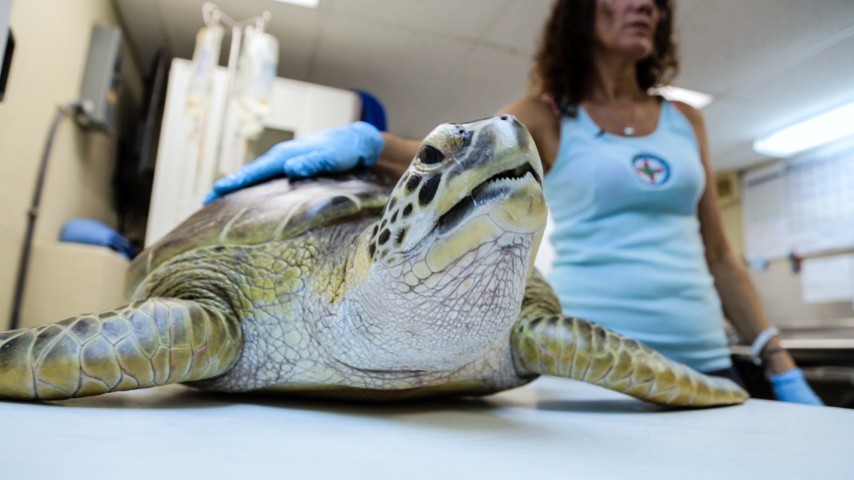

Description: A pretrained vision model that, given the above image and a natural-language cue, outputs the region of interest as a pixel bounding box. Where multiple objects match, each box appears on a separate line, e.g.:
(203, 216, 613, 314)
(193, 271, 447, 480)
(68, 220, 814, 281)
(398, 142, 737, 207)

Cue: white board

(742, 135, 854, 260)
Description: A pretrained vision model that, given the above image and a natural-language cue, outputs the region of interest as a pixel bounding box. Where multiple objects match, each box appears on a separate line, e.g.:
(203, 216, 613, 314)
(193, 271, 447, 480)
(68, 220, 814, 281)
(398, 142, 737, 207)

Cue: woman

(207, 0, 820, 404)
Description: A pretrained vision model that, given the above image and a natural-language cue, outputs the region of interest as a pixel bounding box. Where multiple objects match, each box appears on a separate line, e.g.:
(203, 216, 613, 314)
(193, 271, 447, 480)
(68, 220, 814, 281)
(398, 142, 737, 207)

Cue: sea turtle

(0, 115, 747, 407)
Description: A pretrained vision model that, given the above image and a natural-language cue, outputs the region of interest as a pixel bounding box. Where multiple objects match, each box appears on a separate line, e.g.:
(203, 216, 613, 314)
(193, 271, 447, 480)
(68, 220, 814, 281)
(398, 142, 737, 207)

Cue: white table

(1, 377, 851, 480)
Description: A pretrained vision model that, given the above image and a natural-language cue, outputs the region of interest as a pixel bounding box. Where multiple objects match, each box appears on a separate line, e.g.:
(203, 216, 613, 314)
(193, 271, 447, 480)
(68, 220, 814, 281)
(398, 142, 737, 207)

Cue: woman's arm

(375, 132, 420, 179)
(675, 102, 796, 375)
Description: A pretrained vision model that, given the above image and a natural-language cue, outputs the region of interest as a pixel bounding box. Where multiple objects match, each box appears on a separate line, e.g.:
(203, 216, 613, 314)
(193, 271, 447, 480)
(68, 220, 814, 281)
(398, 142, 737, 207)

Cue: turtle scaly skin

(513, 272, 746, 406)
(0, 300, 241, 399)
(0, 116, 747, 407)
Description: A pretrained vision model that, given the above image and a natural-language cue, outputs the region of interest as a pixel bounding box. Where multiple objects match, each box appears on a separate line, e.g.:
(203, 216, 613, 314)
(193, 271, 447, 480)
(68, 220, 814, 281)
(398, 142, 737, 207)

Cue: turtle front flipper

(511, 315, 748, 407)
(511, 272, 748, 407)
(0, 298, 242, 401)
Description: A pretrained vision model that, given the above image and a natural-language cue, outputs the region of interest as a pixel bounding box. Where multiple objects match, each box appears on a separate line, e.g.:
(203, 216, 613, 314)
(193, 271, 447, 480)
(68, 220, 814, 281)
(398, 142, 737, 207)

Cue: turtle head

(370, 114, 545, 268)
(343, 115, 546, 371)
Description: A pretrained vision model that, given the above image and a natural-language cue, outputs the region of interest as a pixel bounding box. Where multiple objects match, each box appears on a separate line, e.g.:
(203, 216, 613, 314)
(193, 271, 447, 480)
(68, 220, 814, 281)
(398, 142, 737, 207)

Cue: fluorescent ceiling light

(654, 85, 714, 109)
(753, 100, 854, 158)
(273, 0, 319, 8)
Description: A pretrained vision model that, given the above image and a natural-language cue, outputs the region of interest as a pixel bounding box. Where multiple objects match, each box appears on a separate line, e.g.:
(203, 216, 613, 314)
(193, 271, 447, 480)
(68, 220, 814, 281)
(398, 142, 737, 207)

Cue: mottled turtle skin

(0, 116, 747, 407)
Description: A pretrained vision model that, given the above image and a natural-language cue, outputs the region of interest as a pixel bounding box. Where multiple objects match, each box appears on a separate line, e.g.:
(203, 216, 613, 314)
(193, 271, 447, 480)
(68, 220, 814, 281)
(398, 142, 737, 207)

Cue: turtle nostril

(500, 115, 509, 121)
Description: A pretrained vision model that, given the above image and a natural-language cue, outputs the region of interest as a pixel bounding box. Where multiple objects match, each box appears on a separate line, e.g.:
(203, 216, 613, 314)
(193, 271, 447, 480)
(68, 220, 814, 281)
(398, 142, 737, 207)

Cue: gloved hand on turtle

(204, 121, 384, 204)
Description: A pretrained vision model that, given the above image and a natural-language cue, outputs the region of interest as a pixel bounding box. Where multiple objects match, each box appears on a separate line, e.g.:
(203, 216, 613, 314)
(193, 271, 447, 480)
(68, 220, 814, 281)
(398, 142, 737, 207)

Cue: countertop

(731, 319, 854, 352)
(1, 377, 852, 480)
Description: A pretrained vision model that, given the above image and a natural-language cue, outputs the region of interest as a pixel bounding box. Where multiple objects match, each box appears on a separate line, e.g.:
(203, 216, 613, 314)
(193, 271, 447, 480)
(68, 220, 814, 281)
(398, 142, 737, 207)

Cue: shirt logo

(632, 154, 670, 186)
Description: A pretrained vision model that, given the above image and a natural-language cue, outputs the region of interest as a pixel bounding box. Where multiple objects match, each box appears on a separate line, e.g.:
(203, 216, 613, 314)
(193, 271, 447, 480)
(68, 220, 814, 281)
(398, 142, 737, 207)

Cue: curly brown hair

(532, 0, 679, 115)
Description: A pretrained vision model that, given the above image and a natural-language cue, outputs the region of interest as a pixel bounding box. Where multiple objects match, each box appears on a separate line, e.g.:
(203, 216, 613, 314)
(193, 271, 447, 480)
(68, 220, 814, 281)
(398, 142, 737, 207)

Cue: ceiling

(114, 0, 854, 172)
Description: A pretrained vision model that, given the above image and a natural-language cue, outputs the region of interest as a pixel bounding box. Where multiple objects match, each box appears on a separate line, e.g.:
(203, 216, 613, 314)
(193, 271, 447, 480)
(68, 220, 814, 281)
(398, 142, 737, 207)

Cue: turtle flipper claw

(0, 299, 242, 401)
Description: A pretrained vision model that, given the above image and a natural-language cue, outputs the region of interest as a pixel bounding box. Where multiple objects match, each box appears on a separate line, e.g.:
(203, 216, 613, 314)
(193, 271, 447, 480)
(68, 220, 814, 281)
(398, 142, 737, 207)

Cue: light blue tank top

(544, 100, 731, 372)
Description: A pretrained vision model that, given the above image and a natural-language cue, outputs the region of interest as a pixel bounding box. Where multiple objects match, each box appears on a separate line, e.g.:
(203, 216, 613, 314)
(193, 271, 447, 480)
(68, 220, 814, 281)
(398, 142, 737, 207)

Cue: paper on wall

(800, 255, 854, 304)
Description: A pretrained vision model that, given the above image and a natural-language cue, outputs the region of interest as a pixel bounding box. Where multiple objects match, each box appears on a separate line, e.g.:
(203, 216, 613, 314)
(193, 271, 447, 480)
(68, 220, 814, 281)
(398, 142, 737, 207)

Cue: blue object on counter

(747, 257, 769, 271)
(59, 218, 136, 259)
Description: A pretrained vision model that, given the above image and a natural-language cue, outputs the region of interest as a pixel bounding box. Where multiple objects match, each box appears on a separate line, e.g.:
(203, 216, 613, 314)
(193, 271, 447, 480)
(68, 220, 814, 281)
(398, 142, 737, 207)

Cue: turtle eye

(417, 145, 445, 165)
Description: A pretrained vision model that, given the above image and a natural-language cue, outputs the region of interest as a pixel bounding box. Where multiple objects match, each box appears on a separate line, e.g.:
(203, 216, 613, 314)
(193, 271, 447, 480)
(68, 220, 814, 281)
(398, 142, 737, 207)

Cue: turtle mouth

(436, 163, 541, 235)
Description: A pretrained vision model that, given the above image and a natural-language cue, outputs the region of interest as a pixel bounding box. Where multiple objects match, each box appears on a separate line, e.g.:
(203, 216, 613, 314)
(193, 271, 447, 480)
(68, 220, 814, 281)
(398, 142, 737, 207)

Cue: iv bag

(186, 22, 224, 117)
(230, 25, 278, 138)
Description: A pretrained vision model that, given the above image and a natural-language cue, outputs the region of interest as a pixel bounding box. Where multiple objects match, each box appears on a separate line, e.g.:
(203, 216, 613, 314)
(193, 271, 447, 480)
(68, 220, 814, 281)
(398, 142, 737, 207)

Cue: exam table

(1, 376, 851, 479)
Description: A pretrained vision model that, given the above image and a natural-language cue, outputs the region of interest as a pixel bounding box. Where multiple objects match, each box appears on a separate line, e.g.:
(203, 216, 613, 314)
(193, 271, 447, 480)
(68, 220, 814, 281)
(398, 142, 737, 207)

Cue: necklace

(592, 99, 639, 136)
(608, 102, 637, 136)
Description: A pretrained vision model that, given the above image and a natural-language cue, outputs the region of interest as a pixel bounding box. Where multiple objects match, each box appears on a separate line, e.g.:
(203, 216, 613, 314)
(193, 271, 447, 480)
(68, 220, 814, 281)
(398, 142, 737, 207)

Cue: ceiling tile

(726, 36, 854, 134)
(702, 99, 773, 172)
(476, 0, 552, 53)
(676, 0, 854, 97)
(402, 44, 531, 136)
(114, 0, 167, 68)
(325, 0, 514, 41)
(156, 0, 207, 59)
(703, 35, 854, 171)
(308, 13, 475, 137)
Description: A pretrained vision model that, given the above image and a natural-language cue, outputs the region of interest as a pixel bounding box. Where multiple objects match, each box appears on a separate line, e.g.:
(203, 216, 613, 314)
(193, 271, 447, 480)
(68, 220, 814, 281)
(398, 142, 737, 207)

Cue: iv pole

(200, 3, 272, 183)
(8, 102, 82, 330)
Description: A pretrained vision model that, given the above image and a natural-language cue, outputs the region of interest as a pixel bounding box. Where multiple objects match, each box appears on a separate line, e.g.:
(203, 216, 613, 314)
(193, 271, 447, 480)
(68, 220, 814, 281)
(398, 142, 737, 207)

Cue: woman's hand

(769, 368, 823, 405)
(204, 121, 384, 204)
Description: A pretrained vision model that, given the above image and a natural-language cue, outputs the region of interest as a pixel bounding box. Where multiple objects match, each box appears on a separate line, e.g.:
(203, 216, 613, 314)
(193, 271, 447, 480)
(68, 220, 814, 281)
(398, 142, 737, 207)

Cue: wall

(0, 0, 141, 330)
(720, 198, 744, 258)
(719, 172, 854, 328)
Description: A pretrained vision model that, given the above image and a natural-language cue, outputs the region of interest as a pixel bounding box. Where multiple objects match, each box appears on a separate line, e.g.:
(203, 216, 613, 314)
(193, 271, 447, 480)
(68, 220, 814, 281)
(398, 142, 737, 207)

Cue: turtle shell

(127, 173, 393, 295)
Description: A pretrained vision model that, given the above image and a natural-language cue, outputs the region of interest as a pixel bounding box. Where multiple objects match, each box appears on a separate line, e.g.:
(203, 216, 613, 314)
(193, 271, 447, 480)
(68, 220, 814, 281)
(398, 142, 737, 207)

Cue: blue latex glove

(59, 218, 136, 259)
(204, 121, 384, 204)
(769, 368, 823, 405)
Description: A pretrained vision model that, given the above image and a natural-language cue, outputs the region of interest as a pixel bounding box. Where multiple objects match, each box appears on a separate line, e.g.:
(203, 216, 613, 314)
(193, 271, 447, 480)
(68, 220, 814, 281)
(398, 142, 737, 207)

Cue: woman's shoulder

(501, 95, 559, 119)
(500, 95, 564, 137)
(668, 99, 706, 129)
(498, 95, 562, 171)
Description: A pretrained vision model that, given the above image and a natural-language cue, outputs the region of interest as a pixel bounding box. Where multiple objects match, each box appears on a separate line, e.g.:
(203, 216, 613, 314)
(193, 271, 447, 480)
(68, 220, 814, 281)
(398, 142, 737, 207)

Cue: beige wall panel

(0, 0, 141, 330)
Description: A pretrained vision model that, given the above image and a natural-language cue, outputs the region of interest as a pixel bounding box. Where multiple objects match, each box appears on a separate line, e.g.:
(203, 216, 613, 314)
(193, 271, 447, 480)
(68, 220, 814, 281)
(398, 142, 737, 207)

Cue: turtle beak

(436, 161, 541, 235)
(434, 115, 545, 236)
(422, 116, 547, 273)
